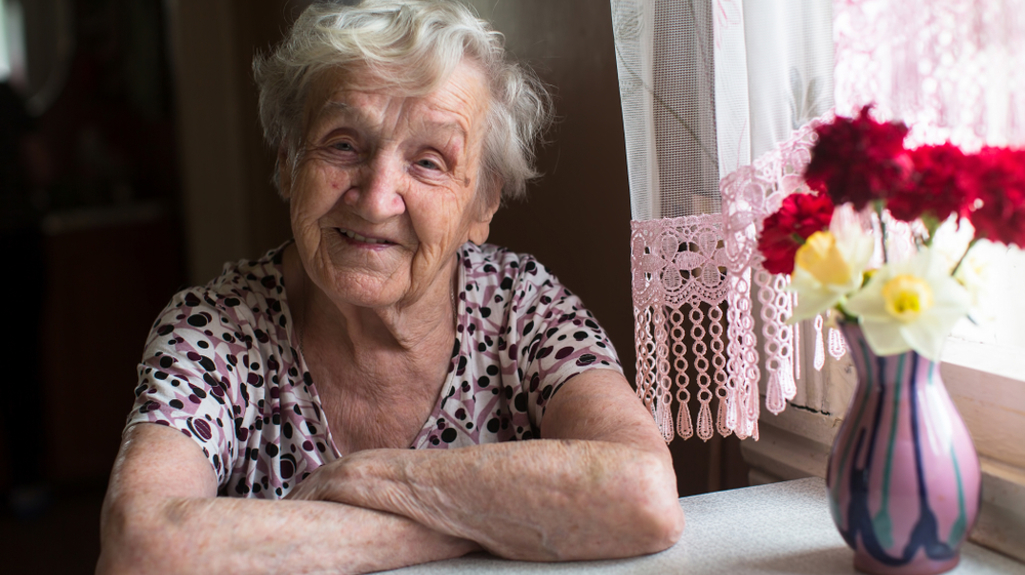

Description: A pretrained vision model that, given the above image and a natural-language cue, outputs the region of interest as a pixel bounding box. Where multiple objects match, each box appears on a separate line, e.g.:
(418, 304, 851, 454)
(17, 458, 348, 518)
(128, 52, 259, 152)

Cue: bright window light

(0, 0, 26, 84)
(951, 245, 1025, 351)
(0, 0, 9, 81)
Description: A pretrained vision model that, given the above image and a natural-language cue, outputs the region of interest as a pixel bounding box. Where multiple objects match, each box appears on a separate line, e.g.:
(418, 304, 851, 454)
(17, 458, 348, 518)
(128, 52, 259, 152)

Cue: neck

(283, 243, 458, 395)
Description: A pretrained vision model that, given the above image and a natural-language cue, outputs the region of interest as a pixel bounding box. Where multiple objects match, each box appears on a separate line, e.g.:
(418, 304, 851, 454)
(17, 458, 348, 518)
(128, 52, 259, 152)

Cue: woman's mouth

(338, 228, 391, 245)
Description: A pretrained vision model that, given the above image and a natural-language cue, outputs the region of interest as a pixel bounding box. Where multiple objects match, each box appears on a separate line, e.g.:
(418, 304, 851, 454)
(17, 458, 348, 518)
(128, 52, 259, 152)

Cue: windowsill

(943, 337, 1025, 388)
(941, 337, 1025, 561)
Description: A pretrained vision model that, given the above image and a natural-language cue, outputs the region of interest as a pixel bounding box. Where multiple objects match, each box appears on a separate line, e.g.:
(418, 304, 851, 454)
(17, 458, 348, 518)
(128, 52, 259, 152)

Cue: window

(942, 245, 1025, 561)
(0, 0, 25, 84)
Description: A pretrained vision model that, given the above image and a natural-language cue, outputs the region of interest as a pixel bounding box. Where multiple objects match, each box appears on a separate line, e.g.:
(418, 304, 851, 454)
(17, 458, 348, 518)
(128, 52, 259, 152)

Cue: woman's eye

(333, 141, 355, 152)
(416, 158, 441, 170)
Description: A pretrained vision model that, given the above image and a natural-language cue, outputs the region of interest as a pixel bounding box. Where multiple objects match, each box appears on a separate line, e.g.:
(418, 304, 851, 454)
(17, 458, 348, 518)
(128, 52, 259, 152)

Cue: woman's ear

(468, 210, 495, 245)
(468, 180, 502, 245)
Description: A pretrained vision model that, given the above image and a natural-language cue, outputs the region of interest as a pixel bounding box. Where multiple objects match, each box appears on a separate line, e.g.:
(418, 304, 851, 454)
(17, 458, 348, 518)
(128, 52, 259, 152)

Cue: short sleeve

(126, 289, 252, 488)
(506, 257, 623, 431)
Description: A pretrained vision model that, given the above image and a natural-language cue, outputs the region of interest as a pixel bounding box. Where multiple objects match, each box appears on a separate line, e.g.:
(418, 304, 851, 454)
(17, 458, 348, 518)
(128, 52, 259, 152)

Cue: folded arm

(285, 369, 685, 561)
(97, 423, 480, 575)
(99, 370, 682, 573)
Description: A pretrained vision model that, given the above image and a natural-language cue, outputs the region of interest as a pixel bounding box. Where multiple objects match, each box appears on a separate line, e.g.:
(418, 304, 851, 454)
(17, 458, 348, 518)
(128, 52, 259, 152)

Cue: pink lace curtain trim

(632, 117, 832, 442)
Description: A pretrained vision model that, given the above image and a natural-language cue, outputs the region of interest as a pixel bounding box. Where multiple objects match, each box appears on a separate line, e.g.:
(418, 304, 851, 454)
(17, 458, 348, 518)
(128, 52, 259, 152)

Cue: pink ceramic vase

(826, 323, 982, 575)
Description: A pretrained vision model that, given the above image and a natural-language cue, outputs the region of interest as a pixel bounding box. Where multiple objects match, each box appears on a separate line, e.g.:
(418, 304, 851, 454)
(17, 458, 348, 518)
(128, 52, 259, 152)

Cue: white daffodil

(845, 247, 971, 360)
(929, 216, 974, 272)
(788, 214, 875, 322)
(930, 218, 998, 322)
(953, 239, 999, 322)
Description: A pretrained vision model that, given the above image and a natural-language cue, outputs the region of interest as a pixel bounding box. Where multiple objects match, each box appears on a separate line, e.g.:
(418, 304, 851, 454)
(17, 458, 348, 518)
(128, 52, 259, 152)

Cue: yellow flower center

(795, 231, 852, 285)
(882, 274, 934, 322)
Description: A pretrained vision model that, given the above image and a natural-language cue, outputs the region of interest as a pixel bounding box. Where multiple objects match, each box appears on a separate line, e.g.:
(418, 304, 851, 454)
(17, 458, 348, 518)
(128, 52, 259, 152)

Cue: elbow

(627, 452, 685, 554)
(96, 548, 134, 575)
(97, 493, 135, 575)
(97, 495, 188, 575)
(640, 495, 685, 553)
(98, 495, 152, 575)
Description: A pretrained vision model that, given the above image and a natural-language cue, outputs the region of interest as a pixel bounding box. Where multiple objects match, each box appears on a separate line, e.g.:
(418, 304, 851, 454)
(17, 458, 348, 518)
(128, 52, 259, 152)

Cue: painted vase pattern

(826, 323, 981, 575)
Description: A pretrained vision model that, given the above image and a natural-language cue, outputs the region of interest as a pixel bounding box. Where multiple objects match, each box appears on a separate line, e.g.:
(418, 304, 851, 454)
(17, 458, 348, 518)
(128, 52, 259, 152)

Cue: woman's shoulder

(460, 242, 557, 288)
(438, 243, 621, 445)
(163, 243, 290, 320)
(146, 243, 296, 367)
(133, 243, 311, 494)
(205, 242, 289, 300)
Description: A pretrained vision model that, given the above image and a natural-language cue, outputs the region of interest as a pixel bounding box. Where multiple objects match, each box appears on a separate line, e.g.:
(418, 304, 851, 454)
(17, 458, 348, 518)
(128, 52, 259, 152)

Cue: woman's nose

(343, 155, 407, 222)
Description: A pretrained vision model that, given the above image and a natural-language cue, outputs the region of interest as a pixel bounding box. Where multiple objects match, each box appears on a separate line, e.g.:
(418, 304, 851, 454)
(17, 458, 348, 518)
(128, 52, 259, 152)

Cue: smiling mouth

(338, 228, 391, 245)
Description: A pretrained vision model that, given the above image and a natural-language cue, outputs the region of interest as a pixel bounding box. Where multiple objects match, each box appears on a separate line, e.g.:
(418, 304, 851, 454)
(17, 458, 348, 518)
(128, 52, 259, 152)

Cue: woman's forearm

(286, 439, 683, 562)
(287, 370, 685, 562)
(98, 424, 480, 575)
(97, 493, 479, 575)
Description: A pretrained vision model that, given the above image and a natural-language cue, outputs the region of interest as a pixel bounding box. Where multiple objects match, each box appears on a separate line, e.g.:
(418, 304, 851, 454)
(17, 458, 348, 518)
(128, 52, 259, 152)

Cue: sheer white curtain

(613, 0, 1025, 443)
(612, 0, 834, 442)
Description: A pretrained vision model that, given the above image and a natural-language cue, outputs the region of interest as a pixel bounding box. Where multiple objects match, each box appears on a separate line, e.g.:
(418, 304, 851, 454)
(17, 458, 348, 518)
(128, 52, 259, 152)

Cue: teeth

(341, 229, 386, 244)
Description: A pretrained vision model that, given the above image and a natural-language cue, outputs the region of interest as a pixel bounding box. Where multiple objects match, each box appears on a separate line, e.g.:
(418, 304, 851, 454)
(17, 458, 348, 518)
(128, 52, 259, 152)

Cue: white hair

(253, 0, 553, 206)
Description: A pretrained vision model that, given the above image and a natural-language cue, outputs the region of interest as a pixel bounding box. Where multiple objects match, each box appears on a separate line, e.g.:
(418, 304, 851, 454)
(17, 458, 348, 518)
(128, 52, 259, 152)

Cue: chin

(326, 271, 410, 309)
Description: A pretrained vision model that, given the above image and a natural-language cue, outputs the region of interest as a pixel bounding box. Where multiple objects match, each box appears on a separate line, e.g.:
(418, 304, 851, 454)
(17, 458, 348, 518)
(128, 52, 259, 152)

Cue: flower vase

(826, 323, 981, 575)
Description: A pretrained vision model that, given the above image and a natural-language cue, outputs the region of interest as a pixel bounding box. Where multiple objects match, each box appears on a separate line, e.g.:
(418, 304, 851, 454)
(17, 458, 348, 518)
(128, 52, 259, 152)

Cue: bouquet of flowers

(758, 105, 1025, 360)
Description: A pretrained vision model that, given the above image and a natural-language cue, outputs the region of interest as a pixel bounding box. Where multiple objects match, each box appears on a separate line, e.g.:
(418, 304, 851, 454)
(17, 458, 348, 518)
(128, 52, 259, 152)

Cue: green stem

(950, 238, 980, 277)
(920, 213, 940, 248)
(836, 299, 859, 323)
(875, 200, 889, 264)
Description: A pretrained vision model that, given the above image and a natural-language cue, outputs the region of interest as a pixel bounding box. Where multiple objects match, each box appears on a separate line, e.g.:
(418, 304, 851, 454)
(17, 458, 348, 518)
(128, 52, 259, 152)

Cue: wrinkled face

(282, 62, 497, 310)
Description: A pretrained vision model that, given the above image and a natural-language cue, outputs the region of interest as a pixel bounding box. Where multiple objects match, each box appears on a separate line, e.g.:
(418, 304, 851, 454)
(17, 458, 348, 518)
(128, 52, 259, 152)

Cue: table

(385, 477, 1025, 574)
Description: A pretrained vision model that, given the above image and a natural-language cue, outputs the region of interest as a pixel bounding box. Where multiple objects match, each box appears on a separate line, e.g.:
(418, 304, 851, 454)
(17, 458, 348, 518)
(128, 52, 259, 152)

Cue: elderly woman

(97, 1, 682, 573)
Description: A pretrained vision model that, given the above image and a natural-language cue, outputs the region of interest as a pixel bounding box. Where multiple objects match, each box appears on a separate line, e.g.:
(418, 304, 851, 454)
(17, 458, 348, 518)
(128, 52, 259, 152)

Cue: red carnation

(758, 192, 835, 275)
(967, 147, 1025, 248)
(804, 106, 911, 210)
(888, 143, 973, 223)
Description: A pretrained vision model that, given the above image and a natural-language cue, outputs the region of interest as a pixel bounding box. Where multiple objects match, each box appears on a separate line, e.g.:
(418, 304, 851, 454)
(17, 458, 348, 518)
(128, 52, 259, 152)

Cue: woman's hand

(282, 369, 684, 562)
(282, 450, 380, 503)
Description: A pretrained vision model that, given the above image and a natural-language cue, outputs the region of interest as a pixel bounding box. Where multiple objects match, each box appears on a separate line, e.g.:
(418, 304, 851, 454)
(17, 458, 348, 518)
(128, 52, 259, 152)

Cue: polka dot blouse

(125, 242, 623, 498)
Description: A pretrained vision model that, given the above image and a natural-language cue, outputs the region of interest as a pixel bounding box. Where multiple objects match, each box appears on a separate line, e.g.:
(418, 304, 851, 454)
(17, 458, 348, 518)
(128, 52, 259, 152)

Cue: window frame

(940, 337, 1025, 561)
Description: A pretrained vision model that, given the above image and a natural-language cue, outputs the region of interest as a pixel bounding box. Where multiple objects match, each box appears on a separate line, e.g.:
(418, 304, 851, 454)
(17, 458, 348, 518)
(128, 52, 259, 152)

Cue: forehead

(304, 62, 491, 138)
